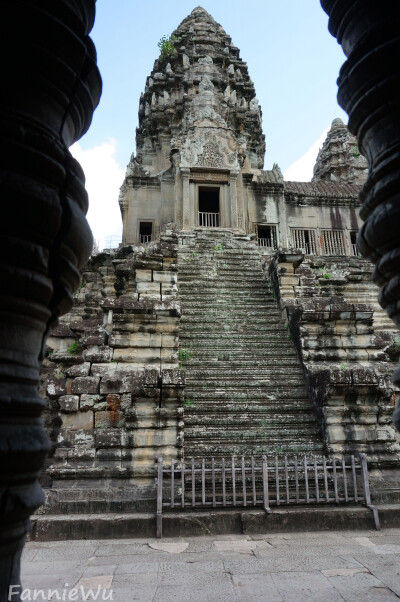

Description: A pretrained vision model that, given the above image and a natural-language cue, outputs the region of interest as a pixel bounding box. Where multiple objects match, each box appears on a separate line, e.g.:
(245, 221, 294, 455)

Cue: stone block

(161, 334, 179, 348)
(79, 332, 107, 346)
(108, 333, 131, 347)
(162, 368, 185, 386)
(65, 363, 91, 377)
(46, 377, 67, 398)
(280, 275, 299, 286)
(112, 348, 161, 363)
(154, 298, 181, 317)
(96, 448, 122, 460)
(308, 349, 348, 361)
(82, 345, 113, 363)
(155, 316, 179, 334)
(161, 348, 178, 364)
(59, 395, 79, 413)
(341, 335, 372, 348)
(137, 282, 161, 295)
(346, 349, 369, 361)
(135, 269, 153, 282)
(71, 376, 100, 395)
(100, 376, 123, 394)
(352, 367, 378, 385)
(129, 332, 162, 347)
(61, 411, 94, 430)
(80, 395, 103, 411)
(57, 429, 95, 449)
(134, 256, 163, 271)
(134, 427, 177, 448)
(153, 270, 177, 284)
(95, 430, 123, 447)
(95, 410, 124, 429)
(326, 425, 346, 443)
(90, 363, 118, 377)
(106, 394, 121, 411)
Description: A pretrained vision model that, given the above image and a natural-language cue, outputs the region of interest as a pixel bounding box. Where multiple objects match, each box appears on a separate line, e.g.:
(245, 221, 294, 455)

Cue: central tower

(119, 6, 265, 243)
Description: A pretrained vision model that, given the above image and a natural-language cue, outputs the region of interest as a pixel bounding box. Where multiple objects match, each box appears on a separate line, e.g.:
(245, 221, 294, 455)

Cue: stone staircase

(305, 256, 397, 332)
(178, 229, 325, 458)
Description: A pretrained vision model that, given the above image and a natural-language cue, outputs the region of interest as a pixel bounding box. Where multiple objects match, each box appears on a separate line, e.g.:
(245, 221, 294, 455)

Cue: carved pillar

(0, 1, 101, 596)
(181, 167, 191, 230)
(320, 1, 400, 426)
(229, 170, 239, 230)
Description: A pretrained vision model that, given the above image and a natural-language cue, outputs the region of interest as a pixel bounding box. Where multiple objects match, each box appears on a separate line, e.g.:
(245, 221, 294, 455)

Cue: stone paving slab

(19, 529, 400, 601)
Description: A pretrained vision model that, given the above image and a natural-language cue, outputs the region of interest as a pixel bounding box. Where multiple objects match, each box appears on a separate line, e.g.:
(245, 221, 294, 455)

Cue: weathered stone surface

(62, 412, 94, 431)
(71, 377, 100, 395)
(59, 396, 79, 413)
(65, 363, 91, 377)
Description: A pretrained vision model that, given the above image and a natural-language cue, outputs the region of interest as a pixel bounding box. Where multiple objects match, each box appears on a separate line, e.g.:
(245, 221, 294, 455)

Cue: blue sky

(73, 1, 347, 245)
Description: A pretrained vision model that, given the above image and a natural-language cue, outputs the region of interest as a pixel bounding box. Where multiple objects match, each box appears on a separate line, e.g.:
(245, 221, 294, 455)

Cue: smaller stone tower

(312, 117, 368, 185)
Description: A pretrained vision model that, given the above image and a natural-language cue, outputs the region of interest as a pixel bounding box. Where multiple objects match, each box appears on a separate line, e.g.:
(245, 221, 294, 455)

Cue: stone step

(178, 229, 324, 459)
(184, 415, 319, 426)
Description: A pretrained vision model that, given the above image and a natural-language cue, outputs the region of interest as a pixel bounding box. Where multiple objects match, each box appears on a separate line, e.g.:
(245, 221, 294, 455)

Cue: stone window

(321, 229, 346, 256)
(198, 187, 220, 227)
(350, 231, 359, 256)
(257, 225, 277, 249)
(291, 228, 317, 254)
(139, 221, 152, 243)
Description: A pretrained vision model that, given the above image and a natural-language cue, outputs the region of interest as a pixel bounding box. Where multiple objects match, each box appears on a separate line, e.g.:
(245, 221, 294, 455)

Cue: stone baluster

(229, 170, 239, 230)
(181, 167, 191, 229)
(0, 0, 101, 596)
(320, 1, 400, 427)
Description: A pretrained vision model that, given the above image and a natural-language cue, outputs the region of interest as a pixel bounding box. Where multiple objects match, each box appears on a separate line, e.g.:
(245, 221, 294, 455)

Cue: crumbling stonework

(269, 252, 400, 497)
(40, 231, 184, 511)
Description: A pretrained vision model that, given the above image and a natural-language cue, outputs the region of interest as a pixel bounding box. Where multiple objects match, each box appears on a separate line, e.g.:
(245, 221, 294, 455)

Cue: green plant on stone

(66, 341, 78, 355)
(183, 397, 194, 407)
(215, 244, 223, 251)
(54, 370, 64, 379)
(352, 147, 360, 157)
(179, 348, 192, 362)
(341, 364, 348, 370)
(158, 34, 180, 58)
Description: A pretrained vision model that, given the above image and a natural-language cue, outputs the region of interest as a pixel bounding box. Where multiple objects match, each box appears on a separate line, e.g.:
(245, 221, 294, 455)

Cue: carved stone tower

(119, 6, 265, 242)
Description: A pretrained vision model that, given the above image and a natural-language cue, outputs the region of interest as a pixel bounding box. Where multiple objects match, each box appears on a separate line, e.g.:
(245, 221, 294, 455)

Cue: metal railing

(140, 234, 152, 243)
(156, 453, 379, 537)
(258, 238, 274, 248)
(199, 212, 220, 228)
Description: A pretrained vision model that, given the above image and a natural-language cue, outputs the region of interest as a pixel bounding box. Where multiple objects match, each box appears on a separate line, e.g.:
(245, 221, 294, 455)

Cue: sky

(71, 0, 348, 247)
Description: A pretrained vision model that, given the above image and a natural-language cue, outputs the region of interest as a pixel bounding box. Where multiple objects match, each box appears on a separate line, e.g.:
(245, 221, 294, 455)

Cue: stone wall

(268, 251, 400, 476)
(39, 231, 184, 512)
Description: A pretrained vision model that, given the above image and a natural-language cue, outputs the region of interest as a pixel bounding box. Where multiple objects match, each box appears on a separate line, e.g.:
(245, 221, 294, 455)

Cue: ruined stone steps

(184, 414, 319, 426)
(178, 229, 324, 459)
(183, 441, 325, 457)
(183, 390, 313, 402)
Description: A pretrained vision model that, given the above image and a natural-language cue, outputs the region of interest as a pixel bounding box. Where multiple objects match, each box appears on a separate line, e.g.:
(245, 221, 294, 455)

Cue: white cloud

(284, 128, 329, 182)
(70, 139, 125, 248)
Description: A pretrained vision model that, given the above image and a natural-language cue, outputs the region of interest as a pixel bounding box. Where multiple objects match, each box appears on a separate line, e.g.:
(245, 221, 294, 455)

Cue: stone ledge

(29, 504, 400, 541)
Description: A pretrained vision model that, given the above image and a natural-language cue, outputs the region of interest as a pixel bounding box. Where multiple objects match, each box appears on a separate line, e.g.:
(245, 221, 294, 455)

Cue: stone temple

(37, 7, 400, 532)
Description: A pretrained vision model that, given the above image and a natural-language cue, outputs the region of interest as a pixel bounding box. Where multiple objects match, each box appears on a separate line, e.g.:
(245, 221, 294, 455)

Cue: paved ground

(19, 529, 400, 601)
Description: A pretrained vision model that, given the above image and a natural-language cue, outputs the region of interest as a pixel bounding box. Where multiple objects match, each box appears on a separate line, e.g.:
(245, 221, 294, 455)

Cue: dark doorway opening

(139, 221, 152, 243)
(350, 231, 358, 256)
(199, 187, 220, 227)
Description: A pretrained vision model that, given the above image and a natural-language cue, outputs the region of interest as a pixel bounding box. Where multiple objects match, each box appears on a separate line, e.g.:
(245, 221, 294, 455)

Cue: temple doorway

(198, 186, 220, 227)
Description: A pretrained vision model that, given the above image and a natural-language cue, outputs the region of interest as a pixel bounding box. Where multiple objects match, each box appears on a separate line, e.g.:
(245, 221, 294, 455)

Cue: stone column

(229, 170, 239, 230)
(0, 1, 101, 596)
(181, 167, 191, 230)
(320, 1, 400, 427)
